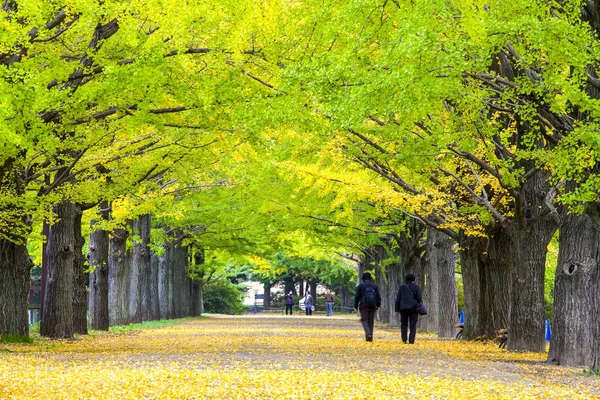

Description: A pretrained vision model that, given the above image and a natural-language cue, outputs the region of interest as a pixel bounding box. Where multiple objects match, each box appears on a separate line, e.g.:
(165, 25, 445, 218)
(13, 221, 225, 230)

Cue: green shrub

(203, 279, 247, 315)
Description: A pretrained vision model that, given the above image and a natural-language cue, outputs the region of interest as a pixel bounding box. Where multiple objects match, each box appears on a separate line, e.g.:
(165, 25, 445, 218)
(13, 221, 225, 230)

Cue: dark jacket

(395, 282, 422, 312)
(354, 280, 382, 309)
(284, 294, 293, 305)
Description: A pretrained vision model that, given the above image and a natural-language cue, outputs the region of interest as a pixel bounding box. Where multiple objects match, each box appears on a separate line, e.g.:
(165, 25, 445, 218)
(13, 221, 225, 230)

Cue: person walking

(395, 273, 422, 344)
(304, 291, 313, 316)
(324, 290, 335, 316)
(284, 291, 294, 315)
(354, 272, 381, 342)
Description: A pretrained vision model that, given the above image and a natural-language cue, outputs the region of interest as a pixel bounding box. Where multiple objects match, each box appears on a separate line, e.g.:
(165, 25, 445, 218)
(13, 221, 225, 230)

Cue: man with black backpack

(354, 272, 381, 342)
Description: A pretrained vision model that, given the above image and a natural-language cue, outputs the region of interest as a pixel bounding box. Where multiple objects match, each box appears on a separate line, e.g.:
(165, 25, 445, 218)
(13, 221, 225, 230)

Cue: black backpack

(362, 285, 378, 309)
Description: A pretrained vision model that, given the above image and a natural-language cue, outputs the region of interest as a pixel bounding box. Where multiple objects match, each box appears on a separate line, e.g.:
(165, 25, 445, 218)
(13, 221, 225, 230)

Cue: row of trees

(1, 0, 599, 372)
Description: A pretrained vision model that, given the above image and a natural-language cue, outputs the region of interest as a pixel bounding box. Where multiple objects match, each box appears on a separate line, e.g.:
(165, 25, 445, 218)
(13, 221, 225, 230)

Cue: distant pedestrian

(395, 273, 422, 344)
(304, 291, 313, 316)
(284, 291, 294, 315)
(354, 272, 381, 342)
(325, 290, 335, 316)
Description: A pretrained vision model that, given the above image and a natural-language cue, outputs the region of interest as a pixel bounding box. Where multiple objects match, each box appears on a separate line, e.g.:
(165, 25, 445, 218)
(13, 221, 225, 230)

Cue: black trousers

(305, 306, 312, 315)
(400, 310, 419, 344)
(286, 304, 293, 315)
(360, 307, 376, 338)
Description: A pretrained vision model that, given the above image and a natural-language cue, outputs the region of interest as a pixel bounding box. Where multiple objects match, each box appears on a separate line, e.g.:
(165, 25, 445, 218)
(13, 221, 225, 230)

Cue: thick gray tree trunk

(191, 279, 202, 316)
(129, 214, 151, 323)
(421, 232, 440, 333)
(459, 239, 486, 339)
(485, 228, 512, 334)
(549, 204, 598, 367)
(72, 206, 88, 335)
(424, 229, 458, 338)
(0, 239, 32, 337)
(40, 201, 78, 339)
(158, 249, 170, 320)
(508, 169, 558, 352)
(372, 243, 402, 326)
(172, 243, 188, 318)
(89, 216, 110, 331)
(108, 227, 129, 326)
(460, 229, 512, 340)
(150, 252, 161, 321)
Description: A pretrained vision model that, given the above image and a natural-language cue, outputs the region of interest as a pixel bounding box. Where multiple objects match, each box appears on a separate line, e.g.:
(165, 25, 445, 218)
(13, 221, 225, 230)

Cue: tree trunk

(427, 229, 458, 338)
(421, 231, 441, 333)
(264, 281, 271, 309)
(72, 206, 88, 335)
(508, 169, 558, 352)
(310, 281, 318, 304)
(171, 241, 188, 318)
(150, 252, 160, 320)
(549, 204, 598, 366)
(284, 276, 295, 296)
(108, 227, 129, 326)
(40, 201, 78, 339)
(0, 239, 32, 337)
(371, 244, 397, 325)
(339, 287, 352, 311)
(89, 217, 110, 331)
(158, 249, 170, 320)
(191, 280, 202, 316)
(459, 229, 512, 340)
(459, 240, 485, 339)
(129, 214, 151, 323)
(485, 228, 512, 333)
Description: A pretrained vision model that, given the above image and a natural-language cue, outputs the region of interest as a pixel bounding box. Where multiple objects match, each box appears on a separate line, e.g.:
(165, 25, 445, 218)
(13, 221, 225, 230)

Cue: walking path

(1, 315, 597, 399)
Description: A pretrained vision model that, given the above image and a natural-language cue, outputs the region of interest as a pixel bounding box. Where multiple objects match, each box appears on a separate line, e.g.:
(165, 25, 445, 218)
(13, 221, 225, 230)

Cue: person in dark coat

(284, 291, 294, 315)
(354, 272, 382, 342)
(395, 273, 422, 344)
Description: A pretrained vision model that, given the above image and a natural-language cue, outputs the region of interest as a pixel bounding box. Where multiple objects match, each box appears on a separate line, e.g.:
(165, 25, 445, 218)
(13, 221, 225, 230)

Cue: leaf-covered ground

(1, 314, 598, 399)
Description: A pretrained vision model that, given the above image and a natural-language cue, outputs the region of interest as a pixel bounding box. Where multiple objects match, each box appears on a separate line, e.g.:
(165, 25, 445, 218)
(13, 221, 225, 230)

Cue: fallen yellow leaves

(0, 315, 597, 399)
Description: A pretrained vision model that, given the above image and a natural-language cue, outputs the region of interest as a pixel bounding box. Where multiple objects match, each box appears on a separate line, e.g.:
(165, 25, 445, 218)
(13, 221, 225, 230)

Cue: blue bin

(545, 319, 552, 341)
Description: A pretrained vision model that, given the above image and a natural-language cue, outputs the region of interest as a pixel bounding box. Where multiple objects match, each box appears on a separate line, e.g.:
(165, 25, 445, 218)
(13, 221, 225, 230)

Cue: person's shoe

(366, 334, 373, 342)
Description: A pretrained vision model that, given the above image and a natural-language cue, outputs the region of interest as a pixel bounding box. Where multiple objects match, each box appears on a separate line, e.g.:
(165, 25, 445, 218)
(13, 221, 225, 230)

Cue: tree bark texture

(460, 228, 513, 340)
(129, 214, 151, 323)
(108, 227, 129, 326)
(171, 242, 188, 318)
(191, 279, 202, 316)
(426, 229, 458, 338)
(89, 219, 110, 331)
(264, 281, 271, 309)
(339, 287, 352, 311)
(158, 249, 171, 320)
(40, 201, 78, 339)
(72, 206, 88, 335)
(150, 252, 160, 321)
(371, 245, 391, 322)
(508, 169, 558, 352)
(0, 239, 32, 337)
(459, 240, 486, 339)
(549, 205, 598, 367)
(484, 228, 512, 334)
(421, 232, 441, 334)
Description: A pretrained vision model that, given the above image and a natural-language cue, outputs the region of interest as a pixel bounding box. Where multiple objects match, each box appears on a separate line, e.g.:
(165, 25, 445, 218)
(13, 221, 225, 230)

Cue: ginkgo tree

(238, 0, 600, 362)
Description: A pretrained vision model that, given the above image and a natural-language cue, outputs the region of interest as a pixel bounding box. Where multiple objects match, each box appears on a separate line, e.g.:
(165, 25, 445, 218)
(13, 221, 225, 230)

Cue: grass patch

(29, 323, 40, 334)
(0, 334, 34, 344)
(92, 317, 198, 335)
(583, 366, 600, 377)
